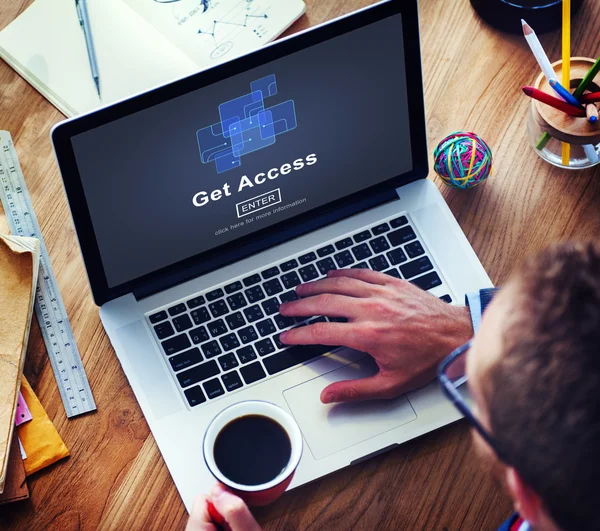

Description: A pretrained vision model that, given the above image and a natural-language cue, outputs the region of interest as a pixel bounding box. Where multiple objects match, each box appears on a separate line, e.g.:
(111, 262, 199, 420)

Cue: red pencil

(580, 91, 600, 104)
(522, 86, 586, 117)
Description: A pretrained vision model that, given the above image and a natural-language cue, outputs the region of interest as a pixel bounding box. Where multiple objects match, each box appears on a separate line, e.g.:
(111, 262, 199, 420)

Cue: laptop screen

(69, 12, 413, 290)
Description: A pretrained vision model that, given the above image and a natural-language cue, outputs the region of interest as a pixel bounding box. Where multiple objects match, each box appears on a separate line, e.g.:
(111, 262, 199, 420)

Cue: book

(0, 235, 40, 494)
(0, 0, 305, 118)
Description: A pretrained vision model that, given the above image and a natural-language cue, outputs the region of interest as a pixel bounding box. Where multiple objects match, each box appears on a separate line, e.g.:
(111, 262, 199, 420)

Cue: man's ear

(505, 467, 543, 525)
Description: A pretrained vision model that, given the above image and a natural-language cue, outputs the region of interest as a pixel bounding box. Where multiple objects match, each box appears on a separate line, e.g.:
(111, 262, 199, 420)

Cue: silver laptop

(51, 0, 491, 511)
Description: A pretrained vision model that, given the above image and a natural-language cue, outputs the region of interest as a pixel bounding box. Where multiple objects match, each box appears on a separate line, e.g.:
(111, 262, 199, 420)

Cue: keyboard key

(353, 230, 371, 243)
(173, 314, 193, 333)
(240, 362, 266, 384)
(256, 318, 276, 337)
(299, 264, 319, 282)
(208, 319, 228, 337)
(405, 240, 425, 259)
(388, 226, 417, 247)
(191, 307, 211, 325)
(245, 285, 266, 303)
(335, 237, 353, 250)
(351, 243, 373, 261)
(317, 245, 335, 257)
(255, 338, 276, 356)
(203, 378, 225, 399)
(149, 310, 168, 324)
(281, 271, 301, 289)
(328, 316, 348, 323)
(390, 215, 408, 228)
(169, 347, 203, 372)
(351, 262, 369, 269)
(263, 344, 333, 375)
(308, 316, 327, 325)
(243, 274, 261, 287)
(280, 259, 298, 272)
(168, 303, 186, 317)
(262, 297, 280, 315)
(209, 299, 228, 318)
(219, 333, 240, 352)
(189, 326, 209, 344)
(411, 272, 442, 291)
(387, 248, 408, 265)
(298, 252, 316, 265)
(218, 352, 239, 371)
(224, 281, 243, 294)
(400, 257, 433, 279)
(184, 386, 206, 407)
(273, 333, 286, 350)
(206, 288, 224, 302)
(263, 278, 283, 296)
(186, 296, 205, 309)
(201, 340, 222, 358)
(238, 325, 258, 344)
(384, 268, 402, 279)
(334, 250, 355, 268)
(162, 334, 191, 356)
(370, 236, 390, 254)
(244, 305, 264, 322)
(154, 321, 174, 340)
(236, 345, 257, 364)
(440, 294, 453, 303)
(372, 222, 390, 235)
(316, 257, 337, 275)
(227, 292, 247, 310)
(261, 266, 280, 279)
(369, 255, 390, 272)
(280, 290, 300, 303)
(177, 360, 220, 387)
(222, 371, 243, 392)
(225, 312, 246, 330)
(274, 313, 295, 330)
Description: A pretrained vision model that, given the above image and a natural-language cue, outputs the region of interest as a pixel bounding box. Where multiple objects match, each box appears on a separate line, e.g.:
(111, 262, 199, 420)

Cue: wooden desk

(1, 0, 599, 528)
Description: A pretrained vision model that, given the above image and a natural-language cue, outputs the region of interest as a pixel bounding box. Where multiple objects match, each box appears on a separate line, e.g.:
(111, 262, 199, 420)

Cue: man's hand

(185, 484, 261, 531)
(279, 269, 472, 404)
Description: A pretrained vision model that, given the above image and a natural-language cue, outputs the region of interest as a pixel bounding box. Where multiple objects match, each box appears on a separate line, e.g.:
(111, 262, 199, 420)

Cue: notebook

(0, 235, 40, 494)
(0, 0, 305, 117)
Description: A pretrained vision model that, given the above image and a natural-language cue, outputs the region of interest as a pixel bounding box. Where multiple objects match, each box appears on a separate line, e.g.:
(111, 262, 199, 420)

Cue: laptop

(51, 0, 492, 511)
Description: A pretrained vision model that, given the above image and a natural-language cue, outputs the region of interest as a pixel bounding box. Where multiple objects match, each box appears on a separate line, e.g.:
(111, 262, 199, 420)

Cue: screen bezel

(51, 0, 427, 306)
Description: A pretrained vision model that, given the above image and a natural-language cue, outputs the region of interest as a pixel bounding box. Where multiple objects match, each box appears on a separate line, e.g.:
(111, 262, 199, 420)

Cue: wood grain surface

(1, 0, 600, 529)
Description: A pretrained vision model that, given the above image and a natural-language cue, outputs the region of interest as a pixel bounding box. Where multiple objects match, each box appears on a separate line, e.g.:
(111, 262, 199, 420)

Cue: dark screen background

(71, 14, 411, 288)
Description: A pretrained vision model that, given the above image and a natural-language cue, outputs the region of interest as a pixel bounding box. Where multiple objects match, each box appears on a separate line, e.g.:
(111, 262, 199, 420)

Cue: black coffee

(213, 414, 291, 486)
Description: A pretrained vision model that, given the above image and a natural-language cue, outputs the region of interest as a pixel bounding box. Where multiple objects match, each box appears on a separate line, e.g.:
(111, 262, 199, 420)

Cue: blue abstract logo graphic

(197, 74, 297, 174)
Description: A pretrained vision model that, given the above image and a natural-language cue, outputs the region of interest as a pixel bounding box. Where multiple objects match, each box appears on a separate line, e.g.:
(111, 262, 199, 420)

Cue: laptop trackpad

(283, 356, 417, 460)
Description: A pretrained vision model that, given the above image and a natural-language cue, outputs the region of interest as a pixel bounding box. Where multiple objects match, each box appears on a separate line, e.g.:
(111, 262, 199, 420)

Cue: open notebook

(0, 0, 305, 117)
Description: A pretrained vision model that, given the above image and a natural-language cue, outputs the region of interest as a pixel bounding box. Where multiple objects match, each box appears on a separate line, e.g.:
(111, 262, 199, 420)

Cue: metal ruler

(0, 131, 96, 418)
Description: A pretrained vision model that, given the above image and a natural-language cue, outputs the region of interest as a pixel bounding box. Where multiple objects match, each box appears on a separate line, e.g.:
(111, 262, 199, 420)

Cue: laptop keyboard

(146, 213, 453, 409)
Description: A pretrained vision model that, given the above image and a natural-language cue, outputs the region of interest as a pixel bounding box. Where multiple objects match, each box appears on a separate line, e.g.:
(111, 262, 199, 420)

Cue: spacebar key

(263, 344, 335, 375)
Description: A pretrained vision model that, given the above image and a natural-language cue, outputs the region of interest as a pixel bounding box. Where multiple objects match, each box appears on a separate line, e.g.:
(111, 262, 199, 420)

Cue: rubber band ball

(433, 132, 493, 189)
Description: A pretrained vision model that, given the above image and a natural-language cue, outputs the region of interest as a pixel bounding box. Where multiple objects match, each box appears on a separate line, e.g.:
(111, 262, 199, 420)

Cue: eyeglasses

(437, 340, 508, 463)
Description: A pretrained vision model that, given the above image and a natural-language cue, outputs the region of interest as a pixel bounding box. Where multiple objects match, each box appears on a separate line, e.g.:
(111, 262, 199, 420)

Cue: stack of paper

(0, 235, 40, 493)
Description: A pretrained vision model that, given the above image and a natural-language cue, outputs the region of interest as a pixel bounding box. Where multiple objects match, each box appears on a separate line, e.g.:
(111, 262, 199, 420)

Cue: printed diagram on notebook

(125, 0, 305, 65)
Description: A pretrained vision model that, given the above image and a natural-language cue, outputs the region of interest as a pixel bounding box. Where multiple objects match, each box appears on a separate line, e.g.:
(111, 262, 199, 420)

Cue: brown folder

(0, 432, 29, 505)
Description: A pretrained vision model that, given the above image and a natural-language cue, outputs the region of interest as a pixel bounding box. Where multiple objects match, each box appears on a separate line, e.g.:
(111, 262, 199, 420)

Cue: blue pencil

(549, 79, 582, 107)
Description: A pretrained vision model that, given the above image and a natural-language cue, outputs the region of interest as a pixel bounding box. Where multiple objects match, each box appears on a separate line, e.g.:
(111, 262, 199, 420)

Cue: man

(187, 241, 600, 531)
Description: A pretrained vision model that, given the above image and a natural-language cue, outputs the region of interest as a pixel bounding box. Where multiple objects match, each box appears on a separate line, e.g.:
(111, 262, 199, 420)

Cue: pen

(549, 79, 581, 108)
(522, 86, 586, 117)
(75, 0, 101, 98)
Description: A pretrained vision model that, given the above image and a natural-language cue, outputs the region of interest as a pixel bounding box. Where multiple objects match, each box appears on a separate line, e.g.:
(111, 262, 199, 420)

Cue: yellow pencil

(562, 0, 571, 166)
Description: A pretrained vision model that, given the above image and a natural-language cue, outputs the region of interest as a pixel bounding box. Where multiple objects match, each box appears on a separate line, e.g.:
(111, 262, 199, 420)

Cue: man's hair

(486, 241, 600, 531)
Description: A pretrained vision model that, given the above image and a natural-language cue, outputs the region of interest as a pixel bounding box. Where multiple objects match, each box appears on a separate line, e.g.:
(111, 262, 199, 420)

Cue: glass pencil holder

(528, 57, 600, 170)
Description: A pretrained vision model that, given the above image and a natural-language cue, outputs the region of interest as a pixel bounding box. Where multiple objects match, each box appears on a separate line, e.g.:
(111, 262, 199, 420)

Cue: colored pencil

(521, 20, 557, 83)
(580, 92, 600, 104)
(522, 86, 586, 116)
(583, 144, 599, 164)
(586, 103, 598, 123)
(561, 0, 571, 165)
(573, 57, 600, 100)
(549, 79, 581, 107)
